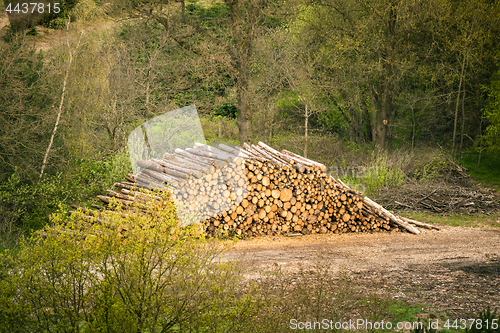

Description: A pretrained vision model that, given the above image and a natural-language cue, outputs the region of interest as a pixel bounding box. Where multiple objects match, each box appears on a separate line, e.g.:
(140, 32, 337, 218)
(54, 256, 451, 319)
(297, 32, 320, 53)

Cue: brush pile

(379, 183, 498, 214)
(96, 142, 437, 236)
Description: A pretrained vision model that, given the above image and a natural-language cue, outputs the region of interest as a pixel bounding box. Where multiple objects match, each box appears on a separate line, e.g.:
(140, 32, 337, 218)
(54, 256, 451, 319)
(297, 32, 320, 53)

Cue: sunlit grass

(402, 211, 500, 229)
(460, 151, 500, 189)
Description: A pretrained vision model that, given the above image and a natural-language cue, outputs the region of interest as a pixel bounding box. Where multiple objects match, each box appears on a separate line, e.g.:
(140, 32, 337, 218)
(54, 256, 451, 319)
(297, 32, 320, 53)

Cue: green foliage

(0, 195, 263, 332)
(65, 148, 132, 203)
(200, 115, 240, 144)
(47, 16, 69, 29)
(482, 57, 500, 154)
(460, 151, 500, 187)
(402, 211, 500, 229)
(70, 0, 106, 22)
(413, 154, 449, 184)
(337, 152, 406, 195)
(0, 173, 71, 232)
(0, 149, 131, 251)
(465, 307, 500, 333)
(37, 0, 79, 29)
(215, 102, 238, 118)
(0, 35, 54, 181)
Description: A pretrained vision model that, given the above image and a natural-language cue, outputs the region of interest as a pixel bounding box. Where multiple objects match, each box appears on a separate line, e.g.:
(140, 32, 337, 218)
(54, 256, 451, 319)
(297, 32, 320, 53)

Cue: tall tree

(112, 0, 278, 144)
(0, 34, 54, 181)
(292, 0, 500, 150)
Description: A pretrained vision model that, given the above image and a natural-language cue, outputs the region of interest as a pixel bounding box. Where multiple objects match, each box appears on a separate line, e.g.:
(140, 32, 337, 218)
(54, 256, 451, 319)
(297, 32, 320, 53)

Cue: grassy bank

(403, 212, 500, 229)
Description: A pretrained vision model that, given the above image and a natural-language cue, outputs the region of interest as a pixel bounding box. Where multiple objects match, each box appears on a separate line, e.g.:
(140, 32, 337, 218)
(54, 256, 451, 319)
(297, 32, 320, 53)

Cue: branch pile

(96, 142, 436, 236)
(379, 183, 498, 214)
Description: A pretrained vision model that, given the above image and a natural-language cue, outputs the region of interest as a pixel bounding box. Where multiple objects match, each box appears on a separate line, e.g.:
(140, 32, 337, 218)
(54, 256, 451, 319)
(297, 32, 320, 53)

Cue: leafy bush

(334, 151, 407, 195)
(70, 0, 106, 22)
(47, 17, 69, 29)
(0, 172, 71, 232)
(0, 195, 263, 332)
(412, 153, 449, 184)
(0, 148, 131, 249)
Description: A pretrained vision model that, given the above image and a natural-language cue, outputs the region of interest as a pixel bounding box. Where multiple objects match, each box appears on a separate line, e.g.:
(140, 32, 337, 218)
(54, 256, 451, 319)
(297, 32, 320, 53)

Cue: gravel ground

(227, 224, 500, 317)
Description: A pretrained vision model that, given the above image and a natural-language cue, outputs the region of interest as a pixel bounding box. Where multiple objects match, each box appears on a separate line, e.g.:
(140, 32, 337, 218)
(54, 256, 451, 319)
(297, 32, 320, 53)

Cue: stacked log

(97, 141, 431, 236)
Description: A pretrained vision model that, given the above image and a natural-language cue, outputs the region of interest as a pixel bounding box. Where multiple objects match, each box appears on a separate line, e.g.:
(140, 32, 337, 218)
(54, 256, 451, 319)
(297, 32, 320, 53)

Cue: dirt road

(228, 225, 500, 317)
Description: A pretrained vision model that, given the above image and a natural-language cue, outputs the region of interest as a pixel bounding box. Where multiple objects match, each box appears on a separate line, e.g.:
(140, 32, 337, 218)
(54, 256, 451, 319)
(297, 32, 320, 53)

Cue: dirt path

(227, 225, 500, 317)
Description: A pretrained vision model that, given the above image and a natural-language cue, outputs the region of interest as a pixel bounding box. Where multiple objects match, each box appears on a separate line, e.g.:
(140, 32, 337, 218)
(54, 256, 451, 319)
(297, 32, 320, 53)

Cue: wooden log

(150, 158, 204, 178)
(163, 155, 214, 173)
(175, 149, 227, 168)
(280, 188, 293, 202)
(363, 197, 420, 234)
(281, 149, 327, 171)
(217, 143, 252, 159)
(138, 159, 198, 179)
(141, 168, 180, 184)
(135, 173, 168, 189)
(186, 147, 233, 163)
(251, 144, 282, 165)
(97, 195, 134, 206)
(164, 152, 212, 168)
(106, 189, 134, 201)
(114, 182, 137, 190)
(400, 216, 441, 230)
(194, 142, 239, 159)
(257, 141, 293, 166)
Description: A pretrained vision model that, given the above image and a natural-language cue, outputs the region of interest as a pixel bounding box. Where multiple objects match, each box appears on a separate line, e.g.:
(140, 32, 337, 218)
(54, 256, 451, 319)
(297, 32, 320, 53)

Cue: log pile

(97, 142, 436, 236)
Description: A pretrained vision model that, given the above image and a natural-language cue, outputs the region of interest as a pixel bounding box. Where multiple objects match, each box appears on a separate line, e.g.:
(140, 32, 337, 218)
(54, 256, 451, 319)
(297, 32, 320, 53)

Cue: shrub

(412, 153, 449, 184)
(0, 193, 263, 332)
(334, 151, 407, 195)
(0, 172, 71, 233)
(0, 148, 131, 251)
(70, 0, 106, 22)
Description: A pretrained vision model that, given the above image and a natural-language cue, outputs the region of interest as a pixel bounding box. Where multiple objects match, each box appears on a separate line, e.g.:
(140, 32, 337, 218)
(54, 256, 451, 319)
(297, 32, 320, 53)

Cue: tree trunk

(459, 89, 466, 159)
(363, 96, 372, 142)
(236, 81, 251, 145)
(452, 53, 466, 159)
(378, 80, 390, 150)
(40, 24, 82, 178)
(304, 103, 309, 158)
(411, 105, 415, 150)
(370, 80, 391, 151)
(227, 0, 253, 146)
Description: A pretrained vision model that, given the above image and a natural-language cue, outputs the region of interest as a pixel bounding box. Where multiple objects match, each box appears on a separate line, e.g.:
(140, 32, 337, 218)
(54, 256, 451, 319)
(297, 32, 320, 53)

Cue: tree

(112, 0, 279, 145)
(282, 39, 325, 158)
(250, 29, 289, 143)
(40, 22, 83, 179)
(289, 0, 500, 151)
(0, 34, 54, 182)
(482, 57, 500, 153)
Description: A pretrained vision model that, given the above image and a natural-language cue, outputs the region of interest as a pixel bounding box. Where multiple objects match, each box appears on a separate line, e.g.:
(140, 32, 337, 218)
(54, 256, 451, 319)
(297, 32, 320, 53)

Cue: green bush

(412, 153, 449, 184)
(0, 172, 71, 232)
(0, 195, 263, 332)
(48, 17, 69, 29)
(336, 151, 407, 195)
(0, 148, 131, 251)
(70, 0, 106, 22)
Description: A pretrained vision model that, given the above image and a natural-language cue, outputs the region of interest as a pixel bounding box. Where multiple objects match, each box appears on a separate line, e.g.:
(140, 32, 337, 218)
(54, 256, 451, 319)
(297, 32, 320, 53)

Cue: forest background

(1, 0, 500, 249)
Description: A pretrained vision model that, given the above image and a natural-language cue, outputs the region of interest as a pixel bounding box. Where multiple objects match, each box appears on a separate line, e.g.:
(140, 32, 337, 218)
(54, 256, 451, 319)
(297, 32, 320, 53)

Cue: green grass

(460, 151, 500, 189)
(401, 211, 500, 229)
